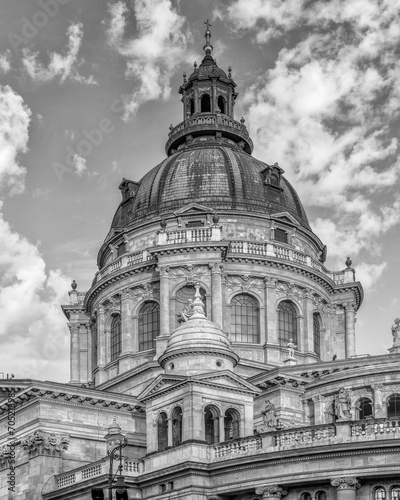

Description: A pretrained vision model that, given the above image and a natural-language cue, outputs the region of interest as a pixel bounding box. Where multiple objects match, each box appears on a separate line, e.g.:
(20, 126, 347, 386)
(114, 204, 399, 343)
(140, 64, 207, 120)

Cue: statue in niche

(286, 338, 297, 359)
(261, 400, 278, 429)
(391, 318, 400, 346)
(177, 299, 193, 323)
(335, 388, 352, 420)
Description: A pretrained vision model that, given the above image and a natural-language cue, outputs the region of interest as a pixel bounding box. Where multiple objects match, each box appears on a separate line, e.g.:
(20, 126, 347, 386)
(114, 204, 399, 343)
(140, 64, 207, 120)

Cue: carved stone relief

(21, 431, 69, 456)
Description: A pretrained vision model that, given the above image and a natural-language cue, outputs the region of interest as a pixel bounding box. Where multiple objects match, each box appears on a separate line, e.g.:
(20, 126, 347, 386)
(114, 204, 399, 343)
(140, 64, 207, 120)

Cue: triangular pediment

(173, 203, 214, 215)
(191, 370, 261, 395)
(272, 212, 300, 226)
(137, 374, 188, 402)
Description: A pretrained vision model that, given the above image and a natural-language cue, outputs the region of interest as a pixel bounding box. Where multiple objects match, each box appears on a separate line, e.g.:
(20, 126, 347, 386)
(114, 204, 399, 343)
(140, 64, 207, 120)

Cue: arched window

(157, 412, 168, 451)
(387, 394, 400, 418)
(356, 397, 373, 419)
(171, 407, 182, 446)
(110, 315, 121, 361)
(176, 285, 207, 325)
(138, 301, 160, 351)
(307, 399, 315, 426)
(201, 94, 211, 112)
(189, 98, 194, 115)
(224, 408, 240, 441)
(278, 300, 298, 345)
(92, 317, 98, 370)
(315, 492, 327, 500)
(204, 405, 220, 444)
(391, 487, 400, 500)
(230, 294, 260, 343)
(270, 173, 279, 187)
(313, 313, 321, 356)
(374, 487, 386, 500)
(217, 95, 225, 114)
(301, 493, 312, 500)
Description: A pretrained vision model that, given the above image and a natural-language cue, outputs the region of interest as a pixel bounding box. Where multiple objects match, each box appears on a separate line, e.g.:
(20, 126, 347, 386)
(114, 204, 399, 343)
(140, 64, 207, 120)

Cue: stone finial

(203, 19, 213, 55)
(71, 280, 77, 290)
(391, 318, 400, 348)
(160, 219, 167, 229)
(345, 256, 352, 268)
(255, 485, 288, 498)
(190, 283, 206, 319)
(228, 65, 232, 78)
(183, 72, 187, 83)
(194, 61, 197, 70)
(331, 477, 360, 490)
(240, 116, 245, 124)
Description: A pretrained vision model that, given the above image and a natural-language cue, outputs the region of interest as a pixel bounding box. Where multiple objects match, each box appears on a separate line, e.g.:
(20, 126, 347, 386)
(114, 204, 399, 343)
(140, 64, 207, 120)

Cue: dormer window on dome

(261, 163, 284, 190)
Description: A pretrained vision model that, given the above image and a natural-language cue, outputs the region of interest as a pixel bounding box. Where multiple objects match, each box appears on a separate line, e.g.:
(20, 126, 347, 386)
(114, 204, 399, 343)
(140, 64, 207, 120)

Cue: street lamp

(104, 417, 129, 499)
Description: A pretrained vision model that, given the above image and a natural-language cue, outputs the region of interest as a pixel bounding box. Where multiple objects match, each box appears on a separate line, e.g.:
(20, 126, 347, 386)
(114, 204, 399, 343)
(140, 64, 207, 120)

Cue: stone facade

(0, 25, 399, 500)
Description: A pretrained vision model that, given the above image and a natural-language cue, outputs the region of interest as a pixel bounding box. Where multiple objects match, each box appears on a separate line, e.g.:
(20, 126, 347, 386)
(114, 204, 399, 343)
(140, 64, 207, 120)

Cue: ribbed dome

(188, 54, 228, 81)
(110, 142, 311, 232)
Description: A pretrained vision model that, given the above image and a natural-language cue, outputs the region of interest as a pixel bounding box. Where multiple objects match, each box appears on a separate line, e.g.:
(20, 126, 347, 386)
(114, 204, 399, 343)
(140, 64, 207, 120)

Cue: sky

(0, 0, 399, 382)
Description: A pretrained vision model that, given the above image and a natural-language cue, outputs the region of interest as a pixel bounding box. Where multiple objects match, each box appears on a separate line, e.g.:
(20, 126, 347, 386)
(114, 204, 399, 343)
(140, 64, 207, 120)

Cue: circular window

(216, 359, 224, 368)
(169, 363, 174, 370)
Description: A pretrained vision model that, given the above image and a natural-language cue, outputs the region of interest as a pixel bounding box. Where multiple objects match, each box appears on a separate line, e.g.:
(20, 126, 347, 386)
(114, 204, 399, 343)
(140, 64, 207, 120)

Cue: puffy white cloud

(0, 85, 31, 195)
(72, 153, 87, 177)
(223, 0, 400, 271)
(107, 0, 193, 120)
(0, 51, 11, 73)
(22, 23, 96, 85)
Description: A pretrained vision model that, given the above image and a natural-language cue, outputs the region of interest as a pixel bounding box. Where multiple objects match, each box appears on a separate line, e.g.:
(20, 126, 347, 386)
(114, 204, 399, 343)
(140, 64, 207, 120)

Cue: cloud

(354, 261, 388, 291)
(222, 0, 400, 270)
(0, 51, 11, 73)
(0, 85, 31, 195)
(72, 153, 87, 176)
(106, 0, 193, 120)
(22, 22, 96, 85)
(0, 84, 70, 381)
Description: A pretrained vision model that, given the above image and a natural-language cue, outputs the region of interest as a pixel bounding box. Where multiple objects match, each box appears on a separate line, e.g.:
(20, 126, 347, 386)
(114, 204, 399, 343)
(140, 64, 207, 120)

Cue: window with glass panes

(110, 315, 121, 361)
(391, 487, 400, 500)
(388, 394, 400, 418)
(230, 294, 260, 343)
(274, 228, 288, 243)
(313, 313, 321, 356)
(138, 302, 160, 351)
(278, 301, 297, 345)
(375, 488, 386, 500)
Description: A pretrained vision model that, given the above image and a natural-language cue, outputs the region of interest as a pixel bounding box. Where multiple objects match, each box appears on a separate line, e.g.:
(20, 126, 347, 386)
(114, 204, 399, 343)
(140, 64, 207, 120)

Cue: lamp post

(104, 417, 129, 499)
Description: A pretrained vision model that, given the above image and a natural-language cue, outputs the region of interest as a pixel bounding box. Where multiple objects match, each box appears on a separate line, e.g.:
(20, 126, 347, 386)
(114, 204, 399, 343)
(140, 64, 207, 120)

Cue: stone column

(158, 266, 170, 336)
(312, 395, 323, 425)
(121, 290, 133, 354)
(167, 417, 173, 447)
(343, 302, 356, 358)
(84, 322, 92, 383)
(227, 89, 232, 116)
(331, 477, 360, 500)
(96, 306, 107, 384)
(373, 383, 384, 418)
(255, 485, 287, 500)
(69, 324, 80, 384)
(264, 278, 278, 345)
(194, 84, 199, 113)
(209, 263, 223, 329)
(211, 79, 216, 113)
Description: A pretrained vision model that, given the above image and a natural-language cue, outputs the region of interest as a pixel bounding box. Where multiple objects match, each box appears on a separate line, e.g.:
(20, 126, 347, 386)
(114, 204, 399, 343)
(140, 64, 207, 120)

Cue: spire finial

(203, 19, 213, 55)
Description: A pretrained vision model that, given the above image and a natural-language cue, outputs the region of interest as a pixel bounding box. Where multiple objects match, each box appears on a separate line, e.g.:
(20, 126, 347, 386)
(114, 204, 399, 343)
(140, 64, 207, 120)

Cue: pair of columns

(253, 478, 359, 500)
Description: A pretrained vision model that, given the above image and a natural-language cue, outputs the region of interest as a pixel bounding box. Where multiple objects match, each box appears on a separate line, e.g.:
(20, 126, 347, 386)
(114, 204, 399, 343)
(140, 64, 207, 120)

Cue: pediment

(173, 203, 214, 215)
(272, 212, 300, 226)
(191, 371, 261, 395)
(137, 374, 188, 402)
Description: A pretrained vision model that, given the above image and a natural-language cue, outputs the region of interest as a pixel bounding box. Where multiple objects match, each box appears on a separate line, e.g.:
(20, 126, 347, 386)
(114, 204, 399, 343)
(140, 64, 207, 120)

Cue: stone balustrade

(167, 113, 250, 139)
(93, 250, 153, 284)
(213, 435, 262, 459)
(350, 417, 400, 438)
(274, 424, 336, 448)
(157, 226, 220, 245)
(56, 458, 141, 489)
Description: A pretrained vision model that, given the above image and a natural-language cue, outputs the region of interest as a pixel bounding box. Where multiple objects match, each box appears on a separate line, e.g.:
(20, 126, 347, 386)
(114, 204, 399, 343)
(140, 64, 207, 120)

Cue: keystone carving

(21, 431, 69, 456)
(331, 477, 360, 490)
(255, 485, 288, 498)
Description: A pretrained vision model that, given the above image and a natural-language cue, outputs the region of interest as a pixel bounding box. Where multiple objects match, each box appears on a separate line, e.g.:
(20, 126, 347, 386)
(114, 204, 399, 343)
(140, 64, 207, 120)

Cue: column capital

(342, 302, 356, 312)
(68, 324, 79, 334)
(121, 288, 133, 300)
(157, 265, 170, 278)
(209, 262, 223, 274)
(331, 477, 360, 490)
(255, 485, 288, 498)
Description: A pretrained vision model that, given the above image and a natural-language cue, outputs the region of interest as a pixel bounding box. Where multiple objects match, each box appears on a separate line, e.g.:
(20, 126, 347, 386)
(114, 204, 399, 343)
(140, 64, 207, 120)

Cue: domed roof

(188, 54, 228, 81)
(110, 141, 311, 233)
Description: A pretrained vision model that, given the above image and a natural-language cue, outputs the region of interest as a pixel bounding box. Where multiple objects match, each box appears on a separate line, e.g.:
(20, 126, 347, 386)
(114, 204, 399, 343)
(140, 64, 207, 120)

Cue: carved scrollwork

(168, 264, 209, 282)
(226, 275, 264, 291)
(255, 485, 288, 498)
(330, 477, 360, 490)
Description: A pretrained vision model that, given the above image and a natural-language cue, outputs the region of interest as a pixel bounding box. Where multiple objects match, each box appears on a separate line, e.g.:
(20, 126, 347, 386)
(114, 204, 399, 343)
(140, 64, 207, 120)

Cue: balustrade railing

(158, 226, 221, 246)
(167, 113, 249, 139)
(94, 250, 153, 284)
(213, 435, 262, 459)
(274, 424, 336, 448)
(351, 418, 400, 438)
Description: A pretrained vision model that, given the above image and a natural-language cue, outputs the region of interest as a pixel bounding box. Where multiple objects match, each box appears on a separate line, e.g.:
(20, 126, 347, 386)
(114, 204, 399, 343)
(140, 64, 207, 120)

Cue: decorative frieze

(168, 264, 209, 282)
(21, 431, 69, 456)
(225, 275, 264, 291)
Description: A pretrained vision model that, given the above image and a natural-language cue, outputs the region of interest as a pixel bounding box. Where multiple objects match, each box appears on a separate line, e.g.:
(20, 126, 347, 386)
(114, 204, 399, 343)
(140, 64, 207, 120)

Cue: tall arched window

(387, 394, 400, 418)
(230, 294, 260, 343)
(391, 487, 400, 500)
(224, 408, 240, 441)
(201, 94, 211, 112)
(356, 397, 373, 419)
(217, 95, 225, 114)
(91, 317, 98, 370)
(189, 98, 194, 115)
(301, 493, 312, 500)
(110, 315, 121, 361)
(138, 301, 160, 351)
(157, 412, 168, 451)
(204, 405, 220, 445)
(176, 285, 207, 325)
(313, 313, 321, 356)
(278, 300, 298, 345)
(316, 491, 327, 500)
(171, 407, 183, 446)
(374, 488, 386, 500)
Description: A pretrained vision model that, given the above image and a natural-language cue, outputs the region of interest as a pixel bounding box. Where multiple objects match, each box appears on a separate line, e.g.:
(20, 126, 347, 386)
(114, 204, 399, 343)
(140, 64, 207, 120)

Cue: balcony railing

(56, 458, 141, 489)
(350, 417, 400, 438)
(157, 226, 221, 246)
(213, 435, 262, 458)
(274, 424, 336, 447)
(93, 250, 154, 284)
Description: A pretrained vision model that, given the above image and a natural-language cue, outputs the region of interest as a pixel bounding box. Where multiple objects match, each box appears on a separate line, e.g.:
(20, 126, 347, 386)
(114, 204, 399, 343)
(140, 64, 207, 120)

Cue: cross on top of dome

(203, 19, 213, 56)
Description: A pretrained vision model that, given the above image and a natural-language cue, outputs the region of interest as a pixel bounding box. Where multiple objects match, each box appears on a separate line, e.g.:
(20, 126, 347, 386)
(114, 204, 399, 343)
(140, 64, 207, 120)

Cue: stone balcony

(165, 112, 253, 155)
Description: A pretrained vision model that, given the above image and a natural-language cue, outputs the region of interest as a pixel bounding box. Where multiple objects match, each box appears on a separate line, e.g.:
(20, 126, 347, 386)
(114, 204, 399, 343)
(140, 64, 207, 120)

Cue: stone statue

(177, 299, 193, 323)
(335, 388, 352, 420)
(391, 318, 400, 346)
(286, 338, 297, 359)
(261, 400, 278, 429)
